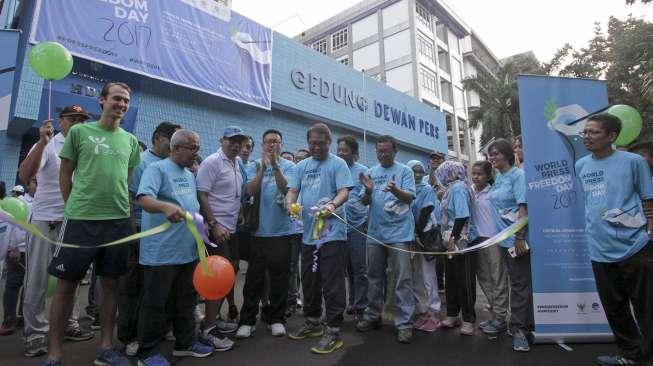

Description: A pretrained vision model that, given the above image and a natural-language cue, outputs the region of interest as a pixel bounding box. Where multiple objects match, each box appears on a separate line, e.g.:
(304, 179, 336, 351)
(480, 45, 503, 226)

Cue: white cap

(11, 185, 24, 193)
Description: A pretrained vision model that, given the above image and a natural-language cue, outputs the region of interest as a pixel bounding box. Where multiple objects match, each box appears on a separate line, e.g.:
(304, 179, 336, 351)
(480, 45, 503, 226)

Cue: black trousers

(592, 242, 653, 362)
(117, 242, 142, 343)
(2, 253, 25, 323)
(239, 236, 291, 325)
(444, 240, 477, 323)
(301, 241, 346, 328)
(502, 247, 534, 333)
(138, 262, 197, 357)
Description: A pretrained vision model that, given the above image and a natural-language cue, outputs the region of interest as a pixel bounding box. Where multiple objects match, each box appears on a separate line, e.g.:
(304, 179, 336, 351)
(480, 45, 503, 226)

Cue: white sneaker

(125, 341, 139, 356)
(269, 323, 286, 337)
(460, 322, 475, 336)
(441, 317, 461, 328)
(200, 327, 235, 352)
(235, 325, 255, 339)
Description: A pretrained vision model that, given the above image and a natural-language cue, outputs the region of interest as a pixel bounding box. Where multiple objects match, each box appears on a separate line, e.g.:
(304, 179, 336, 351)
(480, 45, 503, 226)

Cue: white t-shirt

(30, 133, 66, 221)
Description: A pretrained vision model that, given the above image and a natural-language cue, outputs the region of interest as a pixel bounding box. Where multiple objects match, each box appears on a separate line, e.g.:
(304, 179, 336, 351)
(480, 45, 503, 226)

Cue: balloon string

(48, 80, 52, 121)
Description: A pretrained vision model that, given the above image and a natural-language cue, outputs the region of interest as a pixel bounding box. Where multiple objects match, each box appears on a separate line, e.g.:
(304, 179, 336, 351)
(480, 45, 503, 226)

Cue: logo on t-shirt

(88, 136, 110, 155)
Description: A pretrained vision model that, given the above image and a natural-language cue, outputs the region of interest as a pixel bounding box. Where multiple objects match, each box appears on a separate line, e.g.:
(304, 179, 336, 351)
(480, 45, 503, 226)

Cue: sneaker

(416, 316, 440, 333)
(228, 305, 239, 321)
(41, 359, 62, 366)
(269, 323, 286, 337)
(512, 329, 530, 352)
(596, 355, 644, 366)
(94, 347, 130, 366)
(172, 341, 213, 358)
(397, 328, 413, 344)
(288, 321, 324, 340)
(355, 318, 382, 332)
(65, 323, 94, 341)
(215, 318, 238, 334)
(482, 319, 508, 335)
(91, 317, 101, 330)
(24, 335, 48, 357)
(0, 322, 16, 336)
(235, 325, 255, 339)
(440, 316, 461, 328)
(460, 322, 475, 336)
(478, 319, 493, 330)
(414, 314, 429, 329)
(310, 328, 343, 354)
(284, 304, 297, 318)
(200, 326, 235, 352)
(137, 353, 170, 366)
(125, 341, 139, 357)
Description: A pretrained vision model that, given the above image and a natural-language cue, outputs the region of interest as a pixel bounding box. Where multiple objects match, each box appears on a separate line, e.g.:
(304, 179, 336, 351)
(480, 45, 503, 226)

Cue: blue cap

(223, 125, 246, 139)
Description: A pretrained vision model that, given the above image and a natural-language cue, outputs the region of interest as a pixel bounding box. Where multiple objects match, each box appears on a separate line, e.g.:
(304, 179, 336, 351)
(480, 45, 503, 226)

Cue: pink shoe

(417, 317, 441, 333)
(414, 314, 429, 329)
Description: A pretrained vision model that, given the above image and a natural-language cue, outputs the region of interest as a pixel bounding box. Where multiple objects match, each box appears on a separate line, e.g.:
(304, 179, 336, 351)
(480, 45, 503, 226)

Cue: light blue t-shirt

(129, 150, 164, 226)
(137, 159, 200, 266)
(246, 158, 297, 237)
(576, 151, 653, 262)
(288, 153, 353, 245)
(346, 162, 369, 230)
(412, 182, 435, 226)
(489, 167, 526, 248)
(441, 181, 472, 236)
(364, 162, 416, 244)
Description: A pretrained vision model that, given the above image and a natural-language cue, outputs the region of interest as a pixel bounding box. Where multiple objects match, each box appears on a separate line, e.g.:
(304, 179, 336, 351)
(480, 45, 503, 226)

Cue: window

(383, 30, 410, 63)
(419, 67, 437, 96)
(415, 3, 431, 28)
(417, 34, 435, 63)
(352, 13, 378, 43)
(353, 42, 380, 71)
(436, 21, 447, 43)
(458, 118, 468, 155)
(331, 28, 348, 52)
(312, 38, 327, 54)
(454, 87, 465, 109)
(386, 63, 413, 94)
(440, 78, 453, 105)
(438, 47, 450, 74)
(337, 55, 349, 66)
(382, 0, 408, 30)
(451, 59, 462, 84)
(445, 112, 454, 151)
(448, 32, 460, 55)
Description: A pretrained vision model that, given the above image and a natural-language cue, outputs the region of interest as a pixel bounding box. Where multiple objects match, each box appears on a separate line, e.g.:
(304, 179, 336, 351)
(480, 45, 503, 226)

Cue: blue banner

(518, 75, 612, 342)
(30, 0, 272, 110)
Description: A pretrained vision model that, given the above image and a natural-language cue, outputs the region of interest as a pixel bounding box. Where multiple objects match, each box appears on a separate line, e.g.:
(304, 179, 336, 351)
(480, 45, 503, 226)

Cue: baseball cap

(59, 105, 90, 120)
(11, 185, 24, 193)
(223, 125, 246, 139)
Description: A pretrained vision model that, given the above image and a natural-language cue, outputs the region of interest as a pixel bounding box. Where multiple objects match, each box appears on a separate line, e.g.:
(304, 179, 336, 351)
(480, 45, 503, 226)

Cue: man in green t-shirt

(44, 82, 140, 366)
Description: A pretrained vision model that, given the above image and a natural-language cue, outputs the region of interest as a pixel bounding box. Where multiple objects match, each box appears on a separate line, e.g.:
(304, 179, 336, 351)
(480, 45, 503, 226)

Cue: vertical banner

(31, 0, 272, 110)
(0, 30, 19, 131)
(518, 75, 613, 343)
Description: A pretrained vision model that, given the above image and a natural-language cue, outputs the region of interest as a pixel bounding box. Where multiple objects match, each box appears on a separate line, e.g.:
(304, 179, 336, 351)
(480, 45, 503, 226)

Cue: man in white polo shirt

(17, 105, 93, 358)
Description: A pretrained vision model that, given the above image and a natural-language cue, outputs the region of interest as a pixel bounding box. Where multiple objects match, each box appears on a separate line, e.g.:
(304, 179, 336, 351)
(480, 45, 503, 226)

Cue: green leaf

(544, 98, 557, 121)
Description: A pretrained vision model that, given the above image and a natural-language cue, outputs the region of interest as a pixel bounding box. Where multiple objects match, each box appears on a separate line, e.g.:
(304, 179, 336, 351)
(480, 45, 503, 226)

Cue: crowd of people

(0, 81, 651, 366)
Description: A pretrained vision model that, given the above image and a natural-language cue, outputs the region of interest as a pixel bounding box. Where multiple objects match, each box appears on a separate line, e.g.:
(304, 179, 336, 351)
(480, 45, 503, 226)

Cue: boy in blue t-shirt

(576, 113, 653, 366)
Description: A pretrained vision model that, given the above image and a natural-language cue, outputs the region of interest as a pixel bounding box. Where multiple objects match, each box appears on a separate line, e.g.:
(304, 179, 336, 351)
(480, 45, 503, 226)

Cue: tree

(547, 17, 653, 142)
(626, 0, 651, 4)
(463, 52, 544, 145)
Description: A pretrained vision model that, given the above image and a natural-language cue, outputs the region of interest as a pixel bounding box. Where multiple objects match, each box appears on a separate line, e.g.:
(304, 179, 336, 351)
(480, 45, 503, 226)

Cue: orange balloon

(193, 255, 235, 300)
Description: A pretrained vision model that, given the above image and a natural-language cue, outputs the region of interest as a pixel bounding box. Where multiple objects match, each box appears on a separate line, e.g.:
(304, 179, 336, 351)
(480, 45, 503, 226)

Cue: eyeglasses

(580, 129, 604, 137)
(177, 145, 200, 153)
(264, 139, 282, 145)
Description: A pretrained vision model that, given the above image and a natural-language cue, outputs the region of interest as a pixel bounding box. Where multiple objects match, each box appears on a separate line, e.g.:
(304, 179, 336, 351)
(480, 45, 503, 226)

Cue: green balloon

(0, 197, 29, 222)
(608, 104, 643, 147)
(28, 42, 73, 80)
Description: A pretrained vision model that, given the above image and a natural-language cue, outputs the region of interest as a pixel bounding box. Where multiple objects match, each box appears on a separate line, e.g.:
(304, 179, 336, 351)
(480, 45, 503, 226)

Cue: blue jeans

(364, 242, 415, 330)
(346, 229, 368, 313)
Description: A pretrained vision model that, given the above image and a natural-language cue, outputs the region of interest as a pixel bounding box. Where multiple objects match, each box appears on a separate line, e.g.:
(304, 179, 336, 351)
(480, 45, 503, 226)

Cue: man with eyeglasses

(17, 105, 93, 358)
(236, 129, 296, 339)
(118, 121, 181, 356)
(196, 126, 247, 351)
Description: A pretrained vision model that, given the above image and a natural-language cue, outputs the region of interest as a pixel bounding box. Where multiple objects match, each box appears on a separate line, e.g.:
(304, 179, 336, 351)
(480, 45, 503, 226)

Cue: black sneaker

(596, 355, 644, 366)
(24, 335, 48, 357)
(288, 321, 324, 340)
(356, 318, 382, 332)
(65, 323, 94, 341)
(397, 328, 413, 344)
(310, 328, 343, 354)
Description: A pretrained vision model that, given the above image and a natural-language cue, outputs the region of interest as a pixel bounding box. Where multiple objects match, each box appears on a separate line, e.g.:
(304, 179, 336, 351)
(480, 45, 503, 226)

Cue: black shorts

(48, 218, 133, 282)
(207, 232, 239, 264)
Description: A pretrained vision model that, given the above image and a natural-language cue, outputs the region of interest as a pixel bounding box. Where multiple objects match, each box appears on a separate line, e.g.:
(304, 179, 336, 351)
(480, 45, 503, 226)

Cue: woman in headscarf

(435, 161, 477, 336)
(406, 160, 441, 333)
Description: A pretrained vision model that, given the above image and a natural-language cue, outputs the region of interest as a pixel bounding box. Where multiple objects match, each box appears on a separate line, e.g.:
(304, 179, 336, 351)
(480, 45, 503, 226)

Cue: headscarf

(435, 161, 473, 227)
(406, 160, 426, 187)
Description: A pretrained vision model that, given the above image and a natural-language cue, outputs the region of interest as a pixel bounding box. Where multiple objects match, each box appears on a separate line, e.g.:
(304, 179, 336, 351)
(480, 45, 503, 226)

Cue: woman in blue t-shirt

(487, 138, 533, 352)
(435, 161, 477, 336)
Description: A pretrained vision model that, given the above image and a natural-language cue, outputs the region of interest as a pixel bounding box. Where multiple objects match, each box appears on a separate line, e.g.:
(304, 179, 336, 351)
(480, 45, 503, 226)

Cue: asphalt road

(0, 262, 623, 366)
